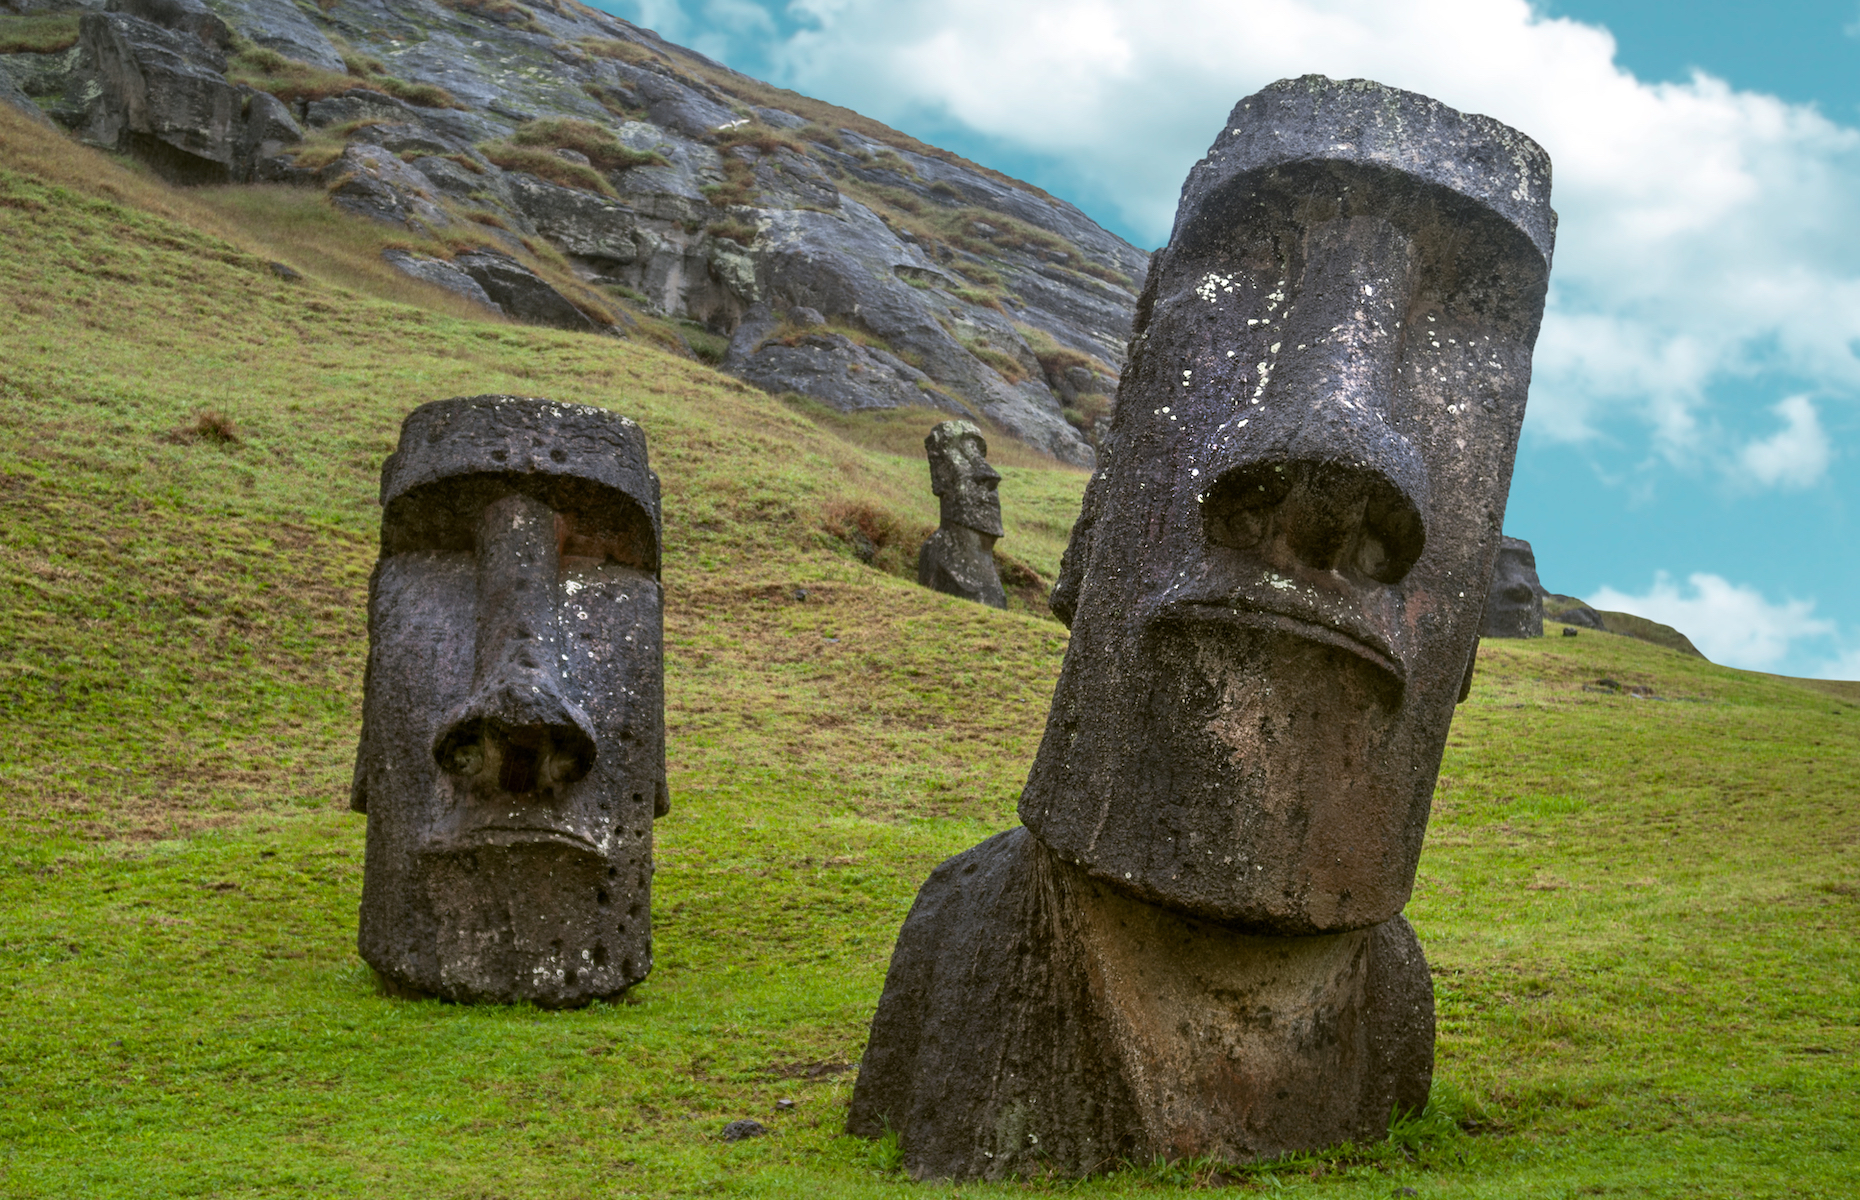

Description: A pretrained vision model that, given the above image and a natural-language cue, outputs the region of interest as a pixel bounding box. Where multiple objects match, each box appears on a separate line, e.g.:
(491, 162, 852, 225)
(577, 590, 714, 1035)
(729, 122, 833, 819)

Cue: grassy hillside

(0, 105, 1855, 1198)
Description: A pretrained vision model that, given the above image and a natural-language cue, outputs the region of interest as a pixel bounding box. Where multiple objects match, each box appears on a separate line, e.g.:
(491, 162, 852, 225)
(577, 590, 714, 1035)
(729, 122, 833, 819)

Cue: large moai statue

(916, 420, 1007, 608)
(849, 76, 1554, 1177)
(352, 395, 667, 1008)
(1480, 535, 1546, 638)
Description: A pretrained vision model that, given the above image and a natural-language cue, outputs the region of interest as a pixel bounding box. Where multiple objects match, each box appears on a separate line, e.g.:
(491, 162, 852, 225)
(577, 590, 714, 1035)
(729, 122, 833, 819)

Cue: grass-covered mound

(1, 106, 1855, 1197)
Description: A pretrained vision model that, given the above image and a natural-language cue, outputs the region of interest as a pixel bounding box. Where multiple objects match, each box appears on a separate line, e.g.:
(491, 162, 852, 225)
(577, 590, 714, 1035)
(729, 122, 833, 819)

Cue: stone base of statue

(917, 525, 1006, 608)
(848, 829, 1434, 1180)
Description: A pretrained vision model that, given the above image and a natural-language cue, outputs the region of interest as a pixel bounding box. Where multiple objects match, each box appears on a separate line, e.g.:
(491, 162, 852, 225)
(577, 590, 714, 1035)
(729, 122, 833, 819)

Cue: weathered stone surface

(754, 199, 1095, 465)
(353, 395, 666, 1007)
(454, 249, 598, 332)
(1481, 535, 1545, 638)
(0, 61, 54, 127)
(81, 10, 239, 181)
(917, 420, 1006, 608)
(847, 828, 1433, 1178)
(382, 248, 503, 313)
(107, 0, 230, 52)
(723, 302, 945, 412)
(1026, 75, 1554, 930)
(203, 0, 344, 72)
(852, 75, 1554, 1178)
(319, 142, 450, 231)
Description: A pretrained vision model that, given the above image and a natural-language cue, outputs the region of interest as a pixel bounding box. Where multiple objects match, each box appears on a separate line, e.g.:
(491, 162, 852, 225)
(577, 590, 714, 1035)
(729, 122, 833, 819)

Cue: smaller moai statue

(351, 395, 666, 1008)
(917, 420, 1006, 608)
(1481, 536, 1546, 638)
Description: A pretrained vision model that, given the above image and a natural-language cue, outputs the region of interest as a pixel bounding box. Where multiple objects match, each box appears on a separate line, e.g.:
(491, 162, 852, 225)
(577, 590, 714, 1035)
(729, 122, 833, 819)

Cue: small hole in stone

(628, 903, 641, 918)
(593, 943, 608, 965)
(565, 968, 579, 986)
(607, 866, 617, 878)
(597, 888, 610, 907)
(550, 448, 567, 463)
(491, 449, 508, 462)
(621, 957, 634, 977)
(632, 792, 644, 808)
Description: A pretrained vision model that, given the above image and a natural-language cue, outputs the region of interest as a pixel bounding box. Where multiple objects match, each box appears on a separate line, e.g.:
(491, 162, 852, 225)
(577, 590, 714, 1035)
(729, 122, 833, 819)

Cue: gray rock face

(81, 10, 239, 181)
(203, 0, 344, 72)
(0, 60, 54, 127)
(453, 249, 598, 333)
(916, 420, 1006, 608)
(1481, 535, 1545, 638)
(353, 395, 666, 1007)
(48, 0, 1145, 460)
(319, 142, 450, 231)
(851, 76, 1556, 1177)
(382, 248, 503, 313)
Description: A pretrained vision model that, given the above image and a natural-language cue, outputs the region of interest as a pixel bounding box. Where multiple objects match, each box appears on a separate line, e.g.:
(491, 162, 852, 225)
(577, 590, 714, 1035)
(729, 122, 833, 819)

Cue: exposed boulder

(0, 62, 54, 127)
(80, 10, 241, 182)
(453, 249, 599, 333)
(106, 0, 230, 53)
(381, 248, 503, 313)
(724, 302, 950, 413)
(319, 142, 449, 231)
(202, 0, 344, 73)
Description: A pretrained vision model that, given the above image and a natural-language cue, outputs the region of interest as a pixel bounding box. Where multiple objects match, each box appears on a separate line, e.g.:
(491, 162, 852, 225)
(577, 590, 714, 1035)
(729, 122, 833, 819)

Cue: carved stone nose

(1202, 457, 1425, 584)
(432, 489, 597, 797)
(1199, 214, 1429, 584)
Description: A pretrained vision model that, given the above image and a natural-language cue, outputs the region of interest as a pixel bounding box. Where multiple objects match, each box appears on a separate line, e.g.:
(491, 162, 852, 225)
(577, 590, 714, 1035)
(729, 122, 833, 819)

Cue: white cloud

(627, 0, 1860, 488)
(1739, 394, 1832, 488)
(1590, 571, 1835, 670)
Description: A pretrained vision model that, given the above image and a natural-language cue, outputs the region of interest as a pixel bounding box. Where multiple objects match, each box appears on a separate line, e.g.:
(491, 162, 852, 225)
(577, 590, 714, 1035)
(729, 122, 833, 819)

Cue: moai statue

(1481, 535, 1546, 638)
(352, 395, 667, 1008)
(916, 420, 1007, 608)
(850, 76, 1554, 1177)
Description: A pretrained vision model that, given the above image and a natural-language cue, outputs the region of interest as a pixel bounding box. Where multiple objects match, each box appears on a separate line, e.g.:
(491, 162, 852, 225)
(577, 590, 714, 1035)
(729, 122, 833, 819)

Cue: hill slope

(0, 106, 1856, 1198)
(0, 0, 1146, 465)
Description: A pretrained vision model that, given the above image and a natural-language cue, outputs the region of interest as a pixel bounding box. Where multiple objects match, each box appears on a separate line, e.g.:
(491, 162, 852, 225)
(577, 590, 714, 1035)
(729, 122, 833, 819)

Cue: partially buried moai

(916, 420, 1006, 608)
(850, 76, 1555, 1177)
(352, 395, 667, 1008)
(1480, 535, 1546, 638)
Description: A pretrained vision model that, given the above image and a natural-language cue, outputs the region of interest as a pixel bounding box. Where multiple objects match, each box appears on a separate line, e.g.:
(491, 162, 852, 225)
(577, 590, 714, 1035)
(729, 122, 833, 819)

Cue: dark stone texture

(847, 828, 1434, 1179)
(319, 142, 450, 231)
(81, 10, 239, 182)
(353, 396, 666, 1007)
(107, 0, 231, 52)
(916, 420, 1006, 609)
(720, 1120, 767, 1142)
(853, 75, 1552, 1178)
(0, 62, 54, 127)
(382, 248, 504, 313)
(722, 302, 946, 414)
(1481, 535, 1544, 638)
(454, 249, 599, 333)
(203, 0, 345, 72)
(1025, 75, 1554, 931)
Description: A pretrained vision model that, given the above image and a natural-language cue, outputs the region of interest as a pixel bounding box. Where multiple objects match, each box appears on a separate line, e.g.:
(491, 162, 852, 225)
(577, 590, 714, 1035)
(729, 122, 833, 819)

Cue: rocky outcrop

(7, 0, 1148, 464)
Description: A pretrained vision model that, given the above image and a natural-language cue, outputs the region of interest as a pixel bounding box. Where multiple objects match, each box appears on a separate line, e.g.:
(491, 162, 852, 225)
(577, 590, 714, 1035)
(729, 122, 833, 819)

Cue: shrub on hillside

(477, 142, 615, 196)
(823, 501, 931, 578)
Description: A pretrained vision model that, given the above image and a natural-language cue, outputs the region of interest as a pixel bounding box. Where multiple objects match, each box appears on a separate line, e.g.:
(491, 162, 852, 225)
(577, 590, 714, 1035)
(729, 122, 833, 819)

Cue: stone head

(1481, 535, 1545, 638)
(925, 420, 1004, 538)
(1024, 77, 1554, 933)
(352, 395, 665, 1007)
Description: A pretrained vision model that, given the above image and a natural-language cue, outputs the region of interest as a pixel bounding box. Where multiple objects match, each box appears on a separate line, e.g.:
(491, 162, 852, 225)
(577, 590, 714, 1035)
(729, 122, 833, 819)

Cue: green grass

(0, 13, 79, 55)
(0, 105, 1856, 1198)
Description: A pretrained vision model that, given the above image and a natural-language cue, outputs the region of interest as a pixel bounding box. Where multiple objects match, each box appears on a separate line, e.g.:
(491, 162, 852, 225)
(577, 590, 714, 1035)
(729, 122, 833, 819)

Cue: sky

(591, 0, 1860, 678)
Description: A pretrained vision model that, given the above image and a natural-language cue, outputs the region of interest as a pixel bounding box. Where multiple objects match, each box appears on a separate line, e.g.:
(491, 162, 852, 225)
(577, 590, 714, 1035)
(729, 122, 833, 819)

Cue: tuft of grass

(477, 141, 616, 195)
(228, 44, 462, 110)
(434, 0, 546, 34)
(705, 218, 758, 246)
(162, 409, 242, 446)
(505, 117, 665, 172)
(0, 12, 79, 54)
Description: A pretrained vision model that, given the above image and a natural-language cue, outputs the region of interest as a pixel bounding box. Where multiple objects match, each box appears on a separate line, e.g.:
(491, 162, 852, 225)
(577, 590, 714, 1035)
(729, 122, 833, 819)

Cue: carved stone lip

(421, 825, 602, 857)
(1154, 598, 1405, 687)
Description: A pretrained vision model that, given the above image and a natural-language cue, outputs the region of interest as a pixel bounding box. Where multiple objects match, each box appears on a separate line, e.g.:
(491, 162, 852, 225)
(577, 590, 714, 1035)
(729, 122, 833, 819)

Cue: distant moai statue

(916, 420, 1006, 608)
(352, 395, 667, 1008)
(1481, 536, 1546, 638)
(850, 76, 1556, 1177)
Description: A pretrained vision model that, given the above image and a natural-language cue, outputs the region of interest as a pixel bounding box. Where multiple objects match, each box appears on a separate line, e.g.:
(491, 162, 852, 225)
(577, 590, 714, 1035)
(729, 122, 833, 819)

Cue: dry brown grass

(505, 117, 664, 171)
(0, 12, 78, 54)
